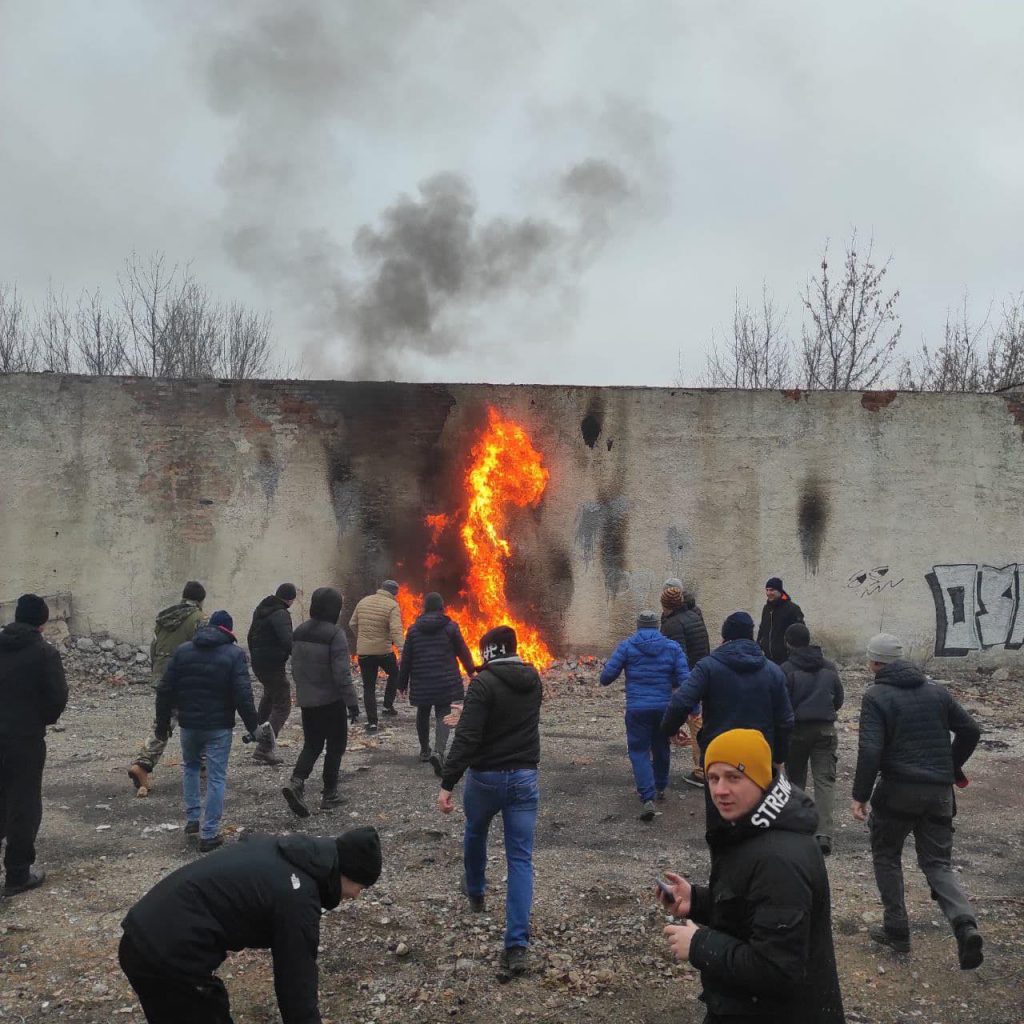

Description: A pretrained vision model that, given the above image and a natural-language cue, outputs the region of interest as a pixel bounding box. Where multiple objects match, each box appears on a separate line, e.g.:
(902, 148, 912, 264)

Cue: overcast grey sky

(2, 1, 1022, 385)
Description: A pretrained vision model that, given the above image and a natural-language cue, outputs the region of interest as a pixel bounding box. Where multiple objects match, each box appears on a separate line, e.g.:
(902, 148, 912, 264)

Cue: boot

(4, 867, 46, 897)
(429, 750, 445, 778)
(320, 786, 346, 810)
(954, 917, 984, 970)
(282, 777, 310, 818)
(128, 763, 152, 797)
(253, 741, 283, 766)
(869, 924, 910, 954)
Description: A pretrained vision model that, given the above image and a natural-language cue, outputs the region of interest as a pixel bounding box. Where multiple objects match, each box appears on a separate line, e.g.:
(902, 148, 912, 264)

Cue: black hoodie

(441, 657, 542, 791)
(0, 622, 68, 741)
(780, 645, 844, 723)
(757, 594, 804, 664)
(688, 775, 844, 1022)
(122, 835, 341, 1024)
(291, 588, 357, 709)
(248, 595, 294, 667)
(397, 611, 474, 707)
(852, 659, 980, 802)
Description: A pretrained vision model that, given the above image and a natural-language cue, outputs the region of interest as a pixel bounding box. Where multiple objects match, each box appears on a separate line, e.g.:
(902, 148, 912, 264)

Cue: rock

(99, 639, 116, 652)
(455, 958, 475, 976)
(394, 942, 410, 957)
(76, 637, 97, 652)
(135, 652, 149, 664)
(115, 644, 135, 661)
(991, 666, 1012, 682)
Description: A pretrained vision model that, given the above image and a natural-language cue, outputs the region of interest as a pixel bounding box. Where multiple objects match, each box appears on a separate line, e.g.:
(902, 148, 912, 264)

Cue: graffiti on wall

(847, 565, 904, 598)
(926, 563, 1024, 656)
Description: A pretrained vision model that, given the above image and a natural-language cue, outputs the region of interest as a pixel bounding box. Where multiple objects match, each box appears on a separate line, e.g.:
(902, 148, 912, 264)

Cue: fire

(397, 407, 553, 668)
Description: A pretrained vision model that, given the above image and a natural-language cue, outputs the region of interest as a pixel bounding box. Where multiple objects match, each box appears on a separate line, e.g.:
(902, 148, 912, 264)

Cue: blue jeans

(463, 768, 539, 949)
(625, 708, 671, 802)
(180, 728, 233, 840)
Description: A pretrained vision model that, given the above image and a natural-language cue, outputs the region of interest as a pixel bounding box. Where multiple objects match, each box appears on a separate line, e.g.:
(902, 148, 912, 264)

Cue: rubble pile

(56, 633, 152, 687)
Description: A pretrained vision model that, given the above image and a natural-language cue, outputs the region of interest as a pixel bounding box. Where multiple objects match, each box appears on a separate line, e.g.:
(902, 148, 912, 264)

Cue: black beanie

(424, 592, 444, 612)
(785, 622, 810, 649)
(15, 594, 49, 627)
(765, 577, 784, 592)
(721, 610, 755, 641)
(479, 624, 517, 662)
(335, 826, 382, 887)
(182, 580, 206, 603)
(276, 582, 297, 601)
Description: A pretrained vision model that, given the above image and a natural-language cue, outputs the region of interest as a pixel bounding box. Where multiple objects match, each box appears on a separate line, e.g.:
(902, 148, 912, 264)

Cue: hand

(443, 704, 463, 727)
(669, 730, 692, 748)
(851, 800, 868, 821)
(155, 726, 170, 743)
(437, 789, 454, 814)
(663, 920, 700, 962)
(660, 871, 692, 917)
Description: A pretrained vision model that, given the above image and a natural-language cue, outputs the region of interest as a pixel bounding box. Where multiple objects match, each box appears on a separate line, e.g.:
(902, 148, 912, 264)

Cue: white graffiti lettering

(927, 563, 1024, 656)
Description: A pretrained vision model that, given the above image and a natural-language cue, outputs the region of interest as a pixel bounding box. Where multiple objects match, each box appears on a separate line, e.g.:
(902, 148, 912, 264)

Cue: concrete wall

(2, 374, 1023, 662)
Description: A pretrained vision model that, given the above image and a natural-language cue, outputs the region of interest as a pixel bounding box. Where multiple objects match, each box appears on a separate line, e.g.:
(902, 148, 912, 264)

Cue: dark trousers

(358, 654, 399, 724)
(869, 781, 975, 937)
(0, 736, 46, 885)
(294, 701, 348, 789)
(786, 721, 838, 840)
(415, 703, 452, 754)
(253, 663, 291, 737)
(119, 933, 233, 1024)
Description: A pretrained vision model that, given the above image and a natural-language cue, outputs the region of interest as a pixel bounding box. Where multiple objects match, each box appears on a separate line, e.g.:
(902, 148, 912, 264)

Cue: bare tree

(986, 293, 1024, 390)
(699, 285, 793, 388)
(218, 303, 274, 378)
(800, 231, 902, 390)
(0, 284, 35, 373)
(32, 284, 76, 373)
(75, 289, 127, 375)
(900, 298, 989, 392)
(118, 251, 180, 377)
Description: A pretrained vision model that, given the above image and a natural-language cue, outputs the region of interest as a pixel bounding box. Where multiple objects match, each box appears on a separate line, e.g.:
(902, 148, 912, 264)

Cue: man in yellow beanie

(659, 729, 844, 1022)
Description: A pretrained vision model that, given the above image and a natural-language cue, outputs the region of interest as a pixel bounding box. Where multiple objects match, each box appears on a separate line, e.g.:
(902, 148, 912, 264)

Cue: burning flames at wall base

(397, 407, 554, 668)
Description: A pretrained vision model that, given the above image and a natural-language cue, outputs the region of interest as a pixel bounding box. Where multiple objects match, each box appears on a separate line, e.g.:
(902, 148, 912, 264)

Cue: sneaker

(185, 820, 200, 837)
(382, 706, 398, 717)
(869, 924, 910, 954)
(199, 836, 224, 853)
(320, 788, 346, 810)
(252, 746, 283, 766)
(429, 751, 445, 778)
(365, 722, 379, 734)
(500, 946, 529, 977)
(640, 800, 657, 822)
(3, 867, 46, 897)
(419, 748, 432, 762)
(128, 763, 151, 797)
(460, 874, 486, 913)
(282, 778, 311, 818)
(954, 919, 984, 970)
(682, 771, 706, 789)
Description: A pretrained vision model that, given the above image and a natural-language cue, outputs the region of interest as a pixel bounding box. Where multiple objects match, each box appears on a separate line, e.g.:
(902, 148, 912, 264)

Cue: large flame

(397, 407, 553, 668)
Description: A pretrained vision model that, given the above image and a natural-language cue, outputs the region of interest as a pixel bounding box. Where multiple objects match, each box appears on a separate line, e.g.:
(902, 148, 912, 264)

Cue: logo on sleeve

(291, 873, 301, 890)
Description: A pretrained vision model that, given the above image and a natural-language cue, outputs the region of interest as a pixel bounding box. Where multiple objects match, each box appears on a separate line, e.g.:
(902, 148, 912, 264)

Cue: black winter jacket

(781, 646, 844, 723)
(398, 611, 474, 707)
(852, 660, 980, 802)
(660, 602, 711, 666)
(688, 774, 844, 1023)
(156, 626, 259, 736)
(441, 658, 542, 791)
(0, 623, 68, 741)
(122, 834, 341, 1024)
(757, 595, 804, 664)
(291, 588, 358, 710)
(248, 595, 294, 667)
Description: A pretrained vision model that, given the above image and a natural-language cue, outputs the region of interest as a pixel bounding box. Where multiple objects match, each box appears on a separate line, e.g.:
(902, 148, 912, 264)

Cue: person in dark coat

(660, 729, 844, 1023)
(852, 633, 983, 969)
(282, 588, 360, 818)
(781, 622, 844, 854)
(757, 576, 804, 664)
(397, 592, 474, 776)
(659, 578, 710, 788)
(662, 611, 794, 830)
(438, 625, 543, 980)
(119, 827, 382, 1024)
(601, 610, 689, 821)
(247, 583, 297, 765)
(156, 611, 267, 851)
(0, 595, 68, 897)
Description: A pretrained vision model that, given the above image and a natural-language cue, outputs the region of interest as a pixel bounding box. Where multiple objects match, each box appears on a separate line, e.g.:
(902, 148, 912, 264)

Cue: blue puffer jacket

(398, 612, 475, 707)
(600, 629, 690, 711)
(155, 626, 260, 735)
(660, 639, 794, 762)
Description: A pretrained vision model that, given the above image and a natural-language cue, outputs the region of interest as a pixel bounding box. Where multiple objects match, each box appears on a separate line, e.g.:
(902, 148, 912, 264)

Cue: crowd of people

(0, 570, 986, 1023)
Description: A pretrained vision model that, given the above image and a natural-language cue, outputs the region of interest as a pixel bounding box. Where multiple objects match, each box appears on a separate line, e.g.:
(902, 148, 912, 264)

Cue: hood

(415, 610, 450, 634)
(192, 624, 236, 648)
(711, 773, 819, 848)
(629, 628, 675, 656)
(875, 659, 928, 689)
(254, 595, 287, 620)
(483, 658, 542, 693)
(155, 600, 200, 631)
(787, 645, 824, 672)
(711, 638, 767, 673)
(0, 621, 42, 651)
(309, 587, 343, 624)
(277, 835, 342, 910)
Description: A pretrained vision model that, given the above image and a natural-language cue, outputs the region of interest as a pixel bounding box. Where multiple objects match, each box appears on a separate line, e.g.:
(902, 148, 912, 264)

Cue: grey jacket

(291, 589, 358, 709)
(780, 646, 844, 723)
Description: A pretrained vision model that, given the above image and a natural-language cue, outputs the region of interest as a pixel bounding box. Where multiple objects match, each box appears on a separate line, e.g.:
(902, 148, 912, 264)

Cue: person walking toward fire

(247, 583, 297, 765)
(350, 580, 404, 733)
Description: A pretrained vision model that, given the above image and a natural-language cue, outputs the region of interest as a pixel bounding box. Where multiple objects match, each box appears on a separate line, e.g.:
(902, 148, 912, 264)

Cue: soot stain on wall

(797, 478, 830, 575)
(580, 394, 605, 449)
(575, 495, 629, 595)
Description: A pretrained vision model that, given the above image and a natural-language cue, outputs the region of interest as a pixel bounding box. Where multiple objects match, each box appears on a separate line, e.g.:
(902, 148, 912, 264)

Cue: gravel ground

(1, 659, 1022, 1023)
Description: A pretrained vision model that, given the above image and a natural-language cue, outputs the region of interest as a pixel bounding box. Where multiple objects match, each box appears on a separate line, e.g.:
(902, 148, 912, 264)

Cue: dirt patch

(1, 666, 1022, 1023)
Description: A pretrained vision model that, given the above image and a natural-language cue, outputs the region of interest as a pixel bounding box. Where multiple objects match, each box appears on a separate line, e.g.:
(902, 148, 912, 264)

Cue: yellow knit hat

(703, 729, 772, 791)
